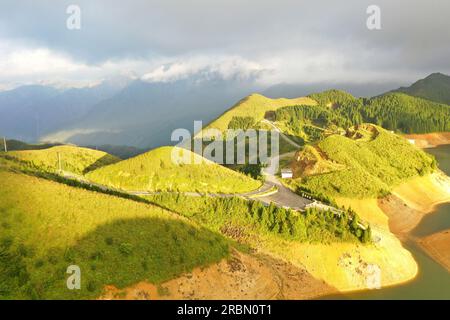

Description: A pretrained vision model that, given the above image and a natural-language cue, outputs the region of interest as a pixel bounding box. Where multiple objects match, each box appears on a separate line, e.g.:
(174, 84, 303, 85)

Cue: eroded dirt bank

(404, 132, 450, 148)
(417, 230, 450, 273)
(100, 250, 336, 300)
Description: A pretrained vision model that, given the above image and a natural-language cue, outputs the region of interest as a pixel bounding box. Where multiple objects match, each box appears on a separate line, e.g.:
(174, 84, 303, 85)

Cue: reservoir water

(328, 144, 450, 299)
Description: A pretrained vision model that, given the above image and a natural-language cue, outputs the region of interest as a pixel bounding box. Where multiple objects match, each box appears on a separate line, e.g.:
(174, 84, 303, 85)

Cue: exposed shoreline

(417, 230, 450, 273)
(404, 132, 450, 148)
(375, 172, 450, 283)
(332, 172, 450, 295)
(99, 172, 450, 300)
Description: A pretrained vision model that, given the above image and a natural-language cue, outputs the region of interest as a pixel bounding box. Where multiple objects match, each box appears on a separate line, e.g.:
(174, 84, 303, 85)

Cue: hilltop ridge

(86, 146, 262, 193)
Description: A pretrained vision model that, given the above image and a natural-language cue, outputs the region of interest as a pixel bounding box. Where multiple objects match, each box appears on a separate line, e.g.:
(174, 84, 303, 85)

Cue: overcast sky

(0, 0, 449, 90)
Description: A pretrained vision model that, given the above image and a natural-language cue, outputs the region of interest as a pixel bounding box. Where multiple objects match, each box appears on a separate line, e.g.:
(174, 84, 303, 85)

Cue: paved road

(61, 171, 275, 199)
(258, 152, 313, 210)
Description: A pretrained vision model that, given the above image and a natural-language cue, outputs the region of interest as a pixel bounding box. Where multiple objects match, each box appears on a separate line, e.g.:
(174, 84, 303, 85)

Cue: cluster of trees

(228, 116, 257, 130)
(148, 194, 370, 244)
(308, 90, 356, 107)
(293, 184, 338, 207)
(236, 163, 264, 180)
(274, 91, 450, 135)
(361, 93, 450, 133)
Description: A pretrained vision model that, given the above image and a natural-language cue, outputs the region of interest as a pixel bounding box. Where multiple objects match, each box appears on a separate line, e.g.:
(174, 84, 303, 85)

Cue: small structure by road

(281, 168, 293, 179)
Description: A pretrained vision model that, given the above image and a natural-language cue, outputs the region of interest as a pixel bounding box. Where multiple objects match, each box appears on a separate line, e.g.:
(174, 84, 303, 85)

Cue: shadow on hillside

(7, 217, 229, 300)
(82, 154, 120, 174)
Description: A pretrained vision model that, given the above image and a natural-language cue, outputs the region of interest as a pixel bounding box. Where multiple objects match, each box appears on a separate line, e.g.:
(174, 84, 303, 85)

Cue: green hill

(6, 145, 120, 175)
(288, 124, 437, 198)
(0, 169, 229, 299)
(393, 72, 450, 105)
(86, 146, 262, 193)
(201, 93, 317, 134)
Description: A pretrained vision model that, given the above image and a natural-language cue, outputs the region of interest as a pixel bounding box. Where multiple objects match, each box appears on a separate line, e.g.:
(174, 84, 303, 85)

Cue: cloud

(0, 0, 449, 89)
(141, 56, 265, 83)
(0, 40, 267, 89)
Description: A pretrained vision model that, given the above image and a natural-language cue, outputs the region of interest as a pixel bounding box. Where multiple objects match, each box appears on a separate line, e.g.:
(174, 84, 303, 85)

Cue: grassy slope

(0, 169, 229, 299)
(7, 145, 120, 175)
(289, 125, 436, 198)
(202, 93, 317, 133)
(86, 146, 262, 193)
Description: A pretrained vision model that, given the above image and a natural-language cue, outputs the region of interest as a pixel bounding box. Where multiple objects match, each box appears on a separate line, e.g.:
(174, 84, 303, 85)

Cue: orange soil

(417, 230, 450, 273)
(100, 250, 335, 300)
(377, 195, 424, 237)
(404, 132, 450, 148)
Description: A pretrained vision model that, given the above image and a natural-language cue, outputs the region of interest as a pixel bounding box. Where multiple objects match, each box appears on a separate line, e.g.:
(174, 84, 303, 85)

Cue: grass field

(6, 145, 120, 175)
(288, 124, 436, 198)
(86, 146, 262, 193)
(0, 170, 229, 299)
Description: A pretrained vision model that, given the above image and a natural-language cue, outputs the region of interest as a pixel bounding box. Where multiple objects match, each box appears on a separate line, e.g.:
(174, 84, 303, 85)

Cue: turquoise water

(325, 144, 450, 300)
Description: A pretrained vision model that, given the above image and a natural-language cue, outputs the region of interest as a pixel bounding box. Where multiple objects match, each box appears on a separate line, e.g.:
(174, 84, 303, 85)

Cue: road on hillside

(61, 120, 314, 211)
(257, 152, 313, 210)
(261, 119, 303, 149)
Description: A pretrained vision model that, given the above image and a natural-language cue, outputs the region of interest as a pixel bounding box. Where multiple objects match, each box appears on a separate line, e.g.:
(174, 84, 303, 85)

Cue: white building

(281, 168, 293, 179)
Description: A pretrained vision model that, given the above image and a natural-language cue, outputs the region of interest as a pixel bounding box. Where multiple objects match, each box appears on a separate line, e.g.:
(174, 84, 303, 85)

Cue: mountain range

(1, 72, 449, 150)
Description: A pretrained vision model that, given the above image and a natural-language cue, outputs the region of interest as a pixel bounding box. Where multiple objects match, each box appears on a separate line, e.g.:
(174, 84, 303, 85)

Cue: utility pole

(57, 152, 62, 173)
(3, 137, 7, 152)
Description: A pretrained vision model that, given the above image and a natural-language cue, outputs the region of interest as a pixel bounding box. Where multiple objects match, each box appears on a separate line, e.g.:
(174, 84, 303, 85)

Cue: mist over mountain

(263, 81, 405, 99)
(42, 72, 259, 149)
(2, 71, 449, 150)
(0, 77, 130, 142)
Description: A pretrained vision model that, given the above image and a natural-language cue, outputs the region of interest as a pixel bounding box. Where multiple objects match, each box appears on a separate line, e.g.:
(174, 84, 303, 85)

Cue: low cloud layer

(0, 0, 449, 90)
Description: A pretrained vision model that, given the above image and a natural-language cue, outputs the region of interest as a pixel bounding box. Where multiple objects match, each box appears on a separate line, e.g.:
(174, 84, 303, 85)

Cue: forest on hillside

(274, 91, 450, 137)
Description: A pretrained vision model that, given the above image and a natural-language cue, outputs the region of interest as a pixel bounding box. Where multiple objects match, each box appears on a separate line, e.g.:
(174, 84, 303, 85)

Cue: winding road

(61, 121, 318, 211)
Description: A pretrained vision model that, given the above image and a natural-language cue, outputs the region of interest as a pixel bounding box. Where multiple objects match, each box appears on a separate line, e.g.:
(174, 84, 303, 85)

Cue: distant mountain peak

(425, 72, 448, 78)
(392, 72, 450, 105)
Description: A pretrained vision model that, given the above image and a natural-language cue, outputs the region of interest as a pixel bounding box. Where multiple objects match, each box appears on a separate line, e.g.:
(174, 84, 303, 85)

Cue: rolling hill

(6, 145, 120, 175)
(1, 139, 61, 151)
(86, 146, 262, 193)
(0, 169, 229, 299)
(393, 72, 450, 105)
(288, 124, 437, 198)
